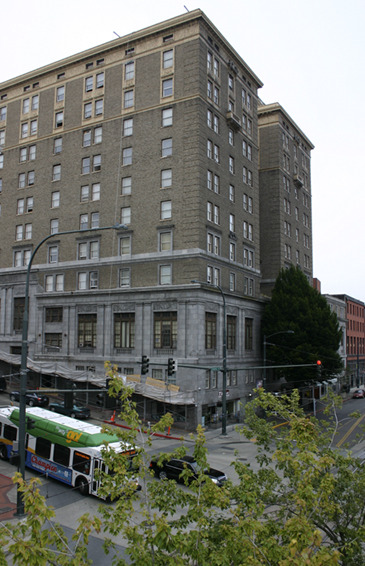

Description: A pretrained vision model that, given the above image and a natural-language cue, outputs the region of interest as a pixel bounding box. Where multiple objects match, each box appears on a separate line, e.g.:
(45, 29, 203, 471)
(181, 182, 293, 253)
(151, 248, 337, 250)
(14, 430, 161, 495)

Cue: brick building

(332, 295, 365, 386)
(0, 10, 313, 427)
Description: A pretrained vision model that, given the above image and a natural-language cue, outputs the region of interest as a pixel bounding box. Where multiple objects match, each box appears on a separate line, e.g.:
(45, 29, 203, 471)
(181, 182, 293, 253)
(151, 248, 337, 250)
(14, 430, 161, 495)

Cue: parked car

(49, 402, 90, 419)
(352, 389, 365, 399)
(149, 454, 227, 487)
(9, 391, 49, 407)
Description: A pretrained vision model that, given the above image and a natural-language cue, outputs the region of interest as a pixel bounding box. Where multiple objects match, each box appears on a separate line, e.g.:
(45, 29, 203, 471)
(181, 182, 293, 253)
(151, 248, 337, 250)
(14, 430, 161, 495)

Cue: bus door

(91, 458, 103, 496)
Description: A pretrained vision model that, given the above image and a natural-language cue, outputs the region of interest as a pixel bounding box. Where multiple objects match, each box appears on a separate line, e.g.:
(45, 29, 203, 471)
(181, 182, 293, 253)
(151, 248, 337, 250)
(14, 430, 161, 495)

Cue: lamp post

(263, 330, 294, 387)
(191, 280, 227, 436)
(16, 223, 126, 516)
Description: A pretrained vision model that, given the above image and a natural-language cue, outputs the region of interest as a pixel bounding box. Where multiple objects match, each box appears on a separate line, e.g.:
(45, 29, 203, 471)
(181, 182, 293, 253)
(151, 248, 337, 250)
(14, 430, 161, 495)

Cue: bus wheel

(0, 445, 8, 460)
(76, 476, 89, 496)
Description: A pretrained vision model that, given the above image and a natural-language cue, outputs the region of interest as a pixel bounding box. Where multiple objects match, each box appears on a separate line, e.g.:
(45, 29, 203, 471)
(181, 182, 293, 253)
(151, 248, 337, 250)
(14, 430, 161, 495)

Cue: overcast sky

(1, 0, 364, 301)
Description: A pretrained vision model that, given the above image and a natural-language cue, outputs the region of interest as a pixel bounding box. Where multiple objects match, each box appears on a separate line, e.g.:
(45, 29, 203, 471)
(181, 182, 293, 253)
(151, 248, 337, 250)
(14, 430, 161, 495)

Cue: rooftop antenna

(113, 31, 121, 38)
(184, 5, 189, 11)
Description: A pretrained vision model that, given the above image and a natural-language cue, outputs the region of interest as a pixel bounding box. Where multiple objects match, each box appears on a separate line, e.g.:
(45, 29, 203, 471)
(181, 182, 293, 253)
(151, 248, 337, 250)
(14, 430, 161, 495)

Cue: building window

(94, 126, 102, 144)
(93, 154, 101, 171)
(244, 277, 254, 296)
(159, 231, 172, 251)
(122, 147, 132, 165)
(207, 170, 212, 191)
(229, 242, 235, 261)
(52, 164, 61, 181)
(15, 225, 23, 241)
(229, 214, 235, 233)
(207, 109, 212, 128)
(19, 147, 27, 162)
(91, 212, 99, 228)
(214, 144, 219, 163)
(161, 169, 172, 188)
(162, 107, 173, 127)
(125, 62, 134, 81)
(162, 78, 173, 97)
(123, 118, 133, 136)
(160, 200, 171, 220)
(205, 312, 216, 349)
(82, 157, 90, 174)
(13, 297, 25, 332)
(85, 76, 93, 92)
(54, 137, 62, 154)
(83, 129, 91, 147)
(154, 312, 177, 349)
(214, 174, 220, 194)
(227, 316, 236, 350)
(78, 313, 97, 348)
(44, 333, 62, 350)
(28, 171, 35, 185)
(124, 89, 134, 108)
(163, 49, 173, 69)
(213, 86, 219, 105)
(119, 235, 131, 256)
(229, 272, 235, 292)
(121, 206, 131, 225)
(228, 129, 234, 145)
(51, 191, 60, 208)
(56, 86, 64, 102)
(214, 205, 220, 225)
(207, 139, 213, 159)
(207, 80, 212, 99)
(84, 102, 92, 119)
(21, 123, 28, 138)
(55, 111, 63, 128)
(229, 156, 234, 174)
(48, 246, 59, 263)
(245, 318, 253, 350)
(229, 184, 235, 202)
(121, 176, 132, 195)
(119, 268, 131, 287)
(95, 99, 103, 116)
(161, 138, 172, 157)
(207, 201, 212, 222)
(50, 219, 59, 234)
(96, 72, 104, 89)
(159, 264, 172, 285)
(0, 106, 7, 121)
(17, 199, 24, 215)
(114, 313, 135, 348)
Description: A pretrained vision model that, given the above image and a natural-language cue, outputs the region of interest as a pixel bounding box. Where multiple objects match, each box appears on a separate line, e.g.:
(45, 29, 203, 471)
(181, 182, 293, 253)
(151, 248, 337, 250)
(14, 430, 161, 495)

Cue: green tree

(262, 266, 343, 384)
(0, 473, 100, 565)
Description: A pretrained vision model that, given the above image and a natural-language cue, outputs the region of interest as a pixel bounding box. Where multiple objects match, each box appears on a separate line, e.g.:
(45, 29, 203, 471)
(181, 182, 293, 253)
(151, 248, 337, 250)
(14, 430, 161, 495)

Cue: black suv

(149, 455, 227, 487)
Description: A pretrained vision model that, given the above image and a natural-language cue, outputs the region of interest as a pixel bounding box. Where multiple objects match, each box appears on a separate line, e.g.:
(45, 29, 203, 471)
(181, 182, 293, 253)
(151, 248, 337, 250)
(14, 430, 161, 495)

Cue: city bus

(0, 406, 139, 497)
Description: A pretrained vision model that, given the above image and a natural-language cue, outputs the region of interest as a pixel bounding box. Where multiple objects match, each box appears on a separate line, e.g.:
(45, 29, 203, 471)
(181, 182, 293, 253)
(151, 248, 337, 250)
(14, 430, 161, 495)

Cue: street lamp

(16, 223, 126, 516)
(191, 280, 227, 436)
(263, 330, 294, 387)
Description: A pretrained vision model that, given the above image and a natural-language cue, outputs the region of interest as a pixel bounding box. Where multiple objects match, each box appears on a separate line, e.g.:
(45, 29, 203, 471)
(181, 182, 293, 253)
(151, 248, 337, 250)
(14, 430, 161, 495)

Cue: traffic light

(167, 358, 176, 376)
(96, 391, 105, 407)
(316, 360, 322, 379)
(141, 355, 149, 375)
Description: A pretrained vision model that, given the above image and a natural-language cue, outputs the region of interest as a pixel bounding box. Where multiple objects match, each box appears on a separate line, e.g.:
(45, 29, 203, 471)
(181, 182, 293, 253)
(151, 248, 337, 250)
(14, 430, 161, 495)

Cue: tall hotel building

(0, 10, 313, 426)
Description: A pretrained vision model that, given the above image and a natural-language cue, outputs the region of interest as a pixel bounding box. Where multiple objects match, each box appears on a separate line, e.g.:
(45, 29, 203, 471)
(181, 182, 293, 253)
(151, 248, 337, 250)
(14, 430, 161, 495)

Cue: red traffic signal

(316, 360, 322, 366)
